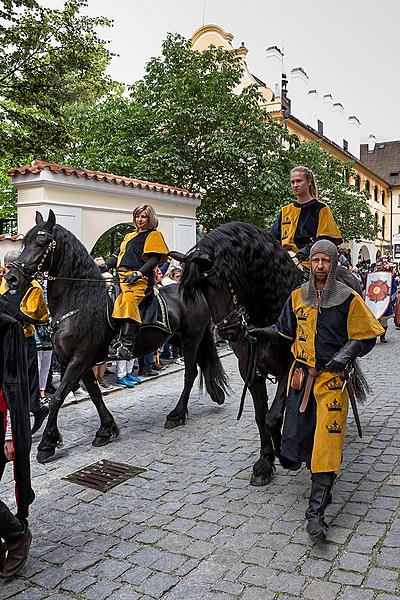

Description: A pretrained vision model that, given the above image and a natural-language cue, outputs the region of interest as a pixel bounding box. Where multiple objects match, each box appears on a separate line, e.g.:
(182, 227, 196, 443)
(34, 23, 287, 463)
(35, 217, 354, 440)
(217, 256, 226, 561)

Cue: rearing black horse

(5, 211, 227, 464)
(180, 222, 360, 486)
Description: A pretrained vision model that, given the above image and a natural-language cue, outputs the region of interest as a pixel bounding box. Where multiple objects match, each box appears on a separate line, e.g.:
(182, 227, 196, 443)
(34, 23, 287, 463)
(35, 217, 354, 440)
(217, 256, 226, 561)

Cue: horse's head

(6, 210, 56, 294)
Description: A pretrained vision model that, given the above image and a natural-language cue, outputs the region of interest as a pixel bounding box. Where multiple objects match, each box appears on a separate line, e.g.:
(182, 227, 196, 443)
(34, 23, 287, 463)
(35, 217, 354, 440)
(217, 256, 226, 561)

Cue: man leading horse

(249, 240, 383, 541)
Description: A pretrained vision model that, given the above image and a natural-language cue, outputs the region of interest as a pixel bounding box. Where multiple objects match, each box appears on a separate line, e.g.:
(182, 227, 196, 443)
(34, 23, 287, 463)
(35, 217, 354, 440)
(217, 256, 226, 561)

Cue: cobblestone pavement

(1, 329, 400, 600)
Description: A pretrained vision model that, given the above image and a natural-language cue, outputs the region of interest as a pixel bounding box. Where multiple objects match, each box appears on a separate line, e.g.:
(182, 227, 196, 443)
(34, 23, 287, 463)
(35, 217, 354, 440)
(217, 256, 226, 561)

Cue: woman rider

(270, 166, 342, 268)
(107, 204, 169, 360)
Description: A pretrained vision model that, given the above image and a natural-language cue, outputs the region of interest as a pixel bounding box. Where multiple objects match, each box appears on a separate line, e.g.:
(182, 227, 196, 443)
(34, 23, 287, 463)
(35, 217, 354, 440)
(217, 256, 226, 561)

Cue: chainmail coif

(301, 240, 353, 308)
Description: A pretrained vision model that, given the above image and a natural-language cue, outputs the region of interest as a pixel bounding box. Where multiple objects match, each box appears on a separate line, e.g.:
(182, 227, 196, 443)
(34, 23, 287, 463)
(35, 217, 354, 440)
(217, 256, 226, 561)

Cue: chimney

(332, 102, 345, 149)
(368, 134, 376, 152)
(307, 89, 320, 130)
(265, 45, 283, 97)
(289, 67, 309, 123)
(320, 94, 334, 140)
(347, 115, 361, 158)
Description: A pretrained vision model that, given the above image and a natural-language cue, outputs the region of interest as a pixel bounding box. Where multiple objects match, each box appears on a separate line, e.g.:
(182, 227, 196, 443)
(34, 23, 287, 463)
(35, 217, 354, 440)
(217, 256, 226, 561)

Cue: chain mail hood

(301, 240, 353, 308)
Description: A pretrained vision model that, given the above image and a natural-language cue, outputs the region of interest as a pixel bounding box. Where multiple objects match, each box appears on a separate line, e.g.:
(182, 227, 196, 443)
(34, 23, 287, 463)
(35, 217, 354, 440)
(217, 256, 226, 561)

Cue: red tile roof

(360, 141, 400, 186)
(8, 160, 201, 200)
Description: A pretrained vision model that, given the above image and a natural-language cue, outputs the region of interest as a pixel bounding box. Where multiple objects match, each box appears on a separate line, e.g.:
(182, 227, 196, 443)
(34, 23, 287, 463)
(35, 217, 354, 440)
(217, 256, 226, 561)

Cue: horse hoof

(92, 436, 111, 447)
(164, 417, 185, 429)
(250, 473, 272, 487)
(37, 448, 56, 464)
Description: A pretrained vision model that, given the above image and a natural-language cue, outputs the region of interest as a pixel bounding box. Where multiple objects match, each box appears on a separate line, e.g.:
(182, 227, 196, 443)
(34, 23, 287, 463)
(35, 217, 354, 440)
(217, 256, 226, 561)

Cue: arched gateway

(8, 160, 201, 254)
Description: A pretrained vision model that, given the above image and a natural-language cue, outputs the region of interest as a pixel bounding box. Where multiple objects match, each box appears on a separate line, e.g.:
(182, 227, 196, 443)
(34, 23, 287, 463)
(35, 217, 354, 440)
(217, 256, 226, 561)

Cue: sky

(44, 0, 400, 142)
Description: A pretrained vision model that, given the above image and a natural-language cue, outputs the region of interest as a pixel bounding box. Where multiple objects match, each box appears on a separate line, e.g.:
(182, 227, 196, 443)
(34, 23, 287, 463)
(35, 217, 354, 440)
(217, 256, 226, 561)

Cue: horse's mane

(24, 223, 109, 337)
(182, 222, 303, 325)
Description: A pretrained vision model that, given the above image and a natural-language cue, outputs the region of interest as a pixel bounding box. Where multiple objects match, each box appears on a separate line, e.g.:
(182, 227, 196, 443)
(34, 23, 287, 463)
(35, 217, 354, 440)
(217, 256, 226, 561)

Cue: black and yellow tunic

(111, 229, 168, 323)
(0, 279, 48, 337)
(276, 288, 383, 472)
(270, 200, 342, 265)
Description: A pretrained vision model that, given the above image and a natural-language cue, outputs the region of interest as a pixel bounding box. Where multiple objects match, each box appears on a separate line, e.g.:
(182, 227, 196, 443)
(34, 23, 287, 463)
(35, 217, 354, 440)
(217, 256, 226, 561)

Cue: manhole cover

(63, 459, 146, 492)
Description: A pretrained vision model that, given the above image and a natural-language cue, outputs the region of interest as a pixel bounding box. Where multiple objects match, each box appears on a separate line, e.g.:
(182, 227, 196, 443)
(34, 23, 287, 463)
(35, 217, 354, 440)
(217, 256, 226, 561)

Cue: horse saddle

(139, 291, 171, 333)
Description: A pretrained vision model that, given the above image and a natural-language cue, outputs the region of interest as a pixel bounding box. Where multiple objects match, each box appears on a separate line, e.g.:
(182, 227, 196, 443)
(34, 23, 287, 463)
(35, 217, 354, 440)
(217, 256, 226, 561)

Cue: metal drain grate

(63, 459, 146, 492)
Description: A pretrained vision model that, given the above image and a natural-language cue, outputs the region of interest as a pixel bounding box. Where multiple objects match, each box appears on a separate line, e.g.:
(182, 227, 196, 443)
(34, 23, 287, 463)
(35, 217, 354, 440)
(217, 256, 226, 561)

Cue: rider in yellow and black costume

(249, 240, 383, 541)
(106, 204, 168, 360)
(270, 166, 342, 268)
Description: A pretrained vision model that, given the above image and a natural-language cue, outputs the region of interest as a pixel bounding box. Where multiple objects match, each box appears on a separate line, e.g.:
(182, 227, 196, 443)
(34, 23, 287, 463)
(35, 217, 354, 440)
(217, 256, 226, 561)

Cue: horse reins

(205, 276, 259, 421)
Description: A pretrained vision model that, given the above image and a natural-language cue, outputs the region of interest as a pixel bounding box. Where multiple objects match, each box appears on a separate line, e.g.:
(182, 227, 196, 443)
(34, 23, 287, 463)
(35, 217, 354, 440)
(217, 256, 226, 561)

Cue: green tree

(62, 33, 374, 242)
(284, 141, 375, 242)
(62, 33, 292, 230)
(0, 0, 115, 217)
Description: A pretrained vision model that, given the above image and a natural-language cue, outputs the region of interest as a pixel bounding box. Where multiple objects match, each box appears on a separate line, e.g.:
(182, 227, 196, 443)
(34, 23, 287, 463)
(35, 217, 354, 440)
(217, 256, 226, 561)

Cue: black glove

(246, 325, 285, 344)
(326, 339, 367, 373)
(295, 241, 314, 263)
(124, 273, 141, 285)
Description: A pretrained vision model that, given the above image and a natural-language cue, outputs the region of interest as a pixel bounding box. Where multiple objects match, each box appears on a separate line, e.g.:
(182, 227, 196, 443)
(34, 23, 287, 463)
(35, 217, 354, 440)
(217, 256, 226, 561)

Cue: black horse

(5, 210, 227, 464)
(180, 221, 361, 486)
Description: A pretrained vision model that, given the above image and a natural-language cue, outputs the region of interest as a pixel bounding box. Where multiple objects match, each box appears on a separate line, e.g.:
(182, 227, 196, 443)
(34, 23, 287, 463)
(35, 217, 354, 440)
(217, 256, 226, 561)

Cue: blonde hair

(290, 165, 318, 199)
(132, 204, 158, 230)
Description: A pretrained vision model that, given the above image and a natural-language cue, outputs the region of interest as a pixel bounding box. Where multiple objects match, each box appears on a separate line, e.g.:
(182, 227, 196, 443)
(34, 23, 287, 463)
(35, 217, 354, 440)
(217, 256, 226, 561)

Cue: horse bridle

(201, 268, 249, 335)
(10, 231, 56, 283)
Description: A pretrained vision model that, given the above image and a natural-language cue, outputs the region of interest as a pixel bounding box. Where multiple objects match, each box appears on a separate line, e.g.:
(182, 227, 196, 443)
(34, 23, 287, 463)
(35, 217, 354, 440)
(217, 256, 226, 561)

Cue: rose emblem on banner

(367, 279, 389, 302)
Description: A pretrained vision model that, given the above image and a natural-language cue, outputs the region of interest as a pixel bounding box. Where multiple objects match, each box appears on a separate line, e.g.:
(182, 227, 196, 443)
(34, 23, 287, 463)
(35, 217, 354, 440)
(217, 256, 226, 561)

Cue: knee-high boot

(110, 322, 138, 361)
(305, 472, 336, 541)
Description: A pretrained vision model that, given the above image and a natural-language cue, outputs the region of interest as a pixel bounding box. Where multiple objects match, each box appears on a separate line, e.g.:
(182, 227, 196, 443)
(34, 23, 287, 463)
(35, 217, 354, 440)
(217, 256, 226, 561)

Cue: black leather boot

(306, 472, 335, 541)
(116, 322, 138, 361)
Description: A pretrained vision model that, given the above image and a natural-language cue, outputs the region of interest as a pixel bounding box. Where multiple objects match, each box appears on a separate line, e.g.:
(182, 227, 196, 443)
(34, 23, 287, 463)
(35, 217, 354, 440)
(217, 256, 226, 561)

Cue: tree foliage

(0, 0, 115, 216)
(62, 33, 292, 229)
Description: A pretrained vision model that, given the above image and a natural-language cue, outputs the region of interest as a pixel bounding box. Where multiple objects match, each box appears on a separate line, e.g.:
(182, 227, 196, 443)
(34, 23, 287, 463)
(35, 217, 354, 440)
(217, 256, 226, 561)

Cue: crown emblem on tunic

(326, 421, 342, 434)
(326, 377, 344, 390)
(282, 230, 288, 239)
(297, 349, 308, 361)
(298, 326, 308, 342)
(297, 308, 308, 321)
(327, 398, 343, 412)
(282, 216, 292, 225)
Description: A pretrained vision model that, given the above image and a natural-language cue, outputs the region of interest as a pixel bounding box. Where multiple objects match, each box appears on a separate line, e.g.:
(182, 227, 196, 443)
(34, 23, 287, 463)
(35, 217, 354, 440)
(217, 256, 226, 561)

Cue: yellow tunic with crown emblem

(277, 287, 384, 472)
(0, 279, 49, 337)
(112, 229, 168, 323)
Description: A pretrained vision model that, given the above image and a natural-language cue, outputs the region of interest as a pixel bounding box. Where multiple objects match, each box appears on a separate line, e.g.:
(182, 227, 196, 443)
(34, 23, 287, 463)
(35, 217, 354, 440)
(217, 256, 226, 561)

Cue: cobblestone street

(1, 328, 400, 600)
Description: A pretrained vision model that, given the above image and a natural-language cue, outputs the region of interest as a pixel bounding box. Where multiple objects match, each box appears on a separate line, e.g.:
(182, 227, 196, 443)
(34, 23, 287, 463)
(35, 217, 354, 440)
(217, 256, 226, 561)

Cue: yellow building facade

(191, 24, 392, 263)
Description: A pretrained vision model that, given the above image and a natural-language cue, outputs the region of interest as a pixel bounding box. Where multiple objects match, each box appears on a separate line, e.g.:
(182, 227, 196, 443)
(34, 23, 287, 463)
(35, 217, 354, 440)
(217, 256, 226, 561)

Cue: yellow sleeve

(317, 205, 343, 244)
(143, 231, 169, 263)
(0, 279, 7, 295)
(20, 281, 49, 323)
(347, 293, 385, 339)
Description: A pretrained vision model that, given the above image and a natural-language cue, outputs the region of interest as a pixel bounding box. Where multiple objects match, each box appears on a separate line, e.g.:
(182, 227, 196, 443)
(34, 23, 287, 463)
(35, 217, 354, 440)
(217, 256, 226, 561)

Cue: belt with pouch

(290, 365, 320, 413)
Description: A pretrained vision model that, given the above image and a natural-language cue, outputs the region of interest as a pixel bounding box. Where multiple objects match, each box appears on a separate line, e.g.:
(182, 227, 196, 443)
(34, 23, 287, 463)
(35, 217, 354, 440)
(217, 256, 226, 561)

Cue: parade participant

(107, 204, 168, 360)
(0, 251, 49, 434)
(0, 312, 34, 577)
(270, 166, 342, 267)
(248, 240, 383, 541)
(373, 258, 397, 343)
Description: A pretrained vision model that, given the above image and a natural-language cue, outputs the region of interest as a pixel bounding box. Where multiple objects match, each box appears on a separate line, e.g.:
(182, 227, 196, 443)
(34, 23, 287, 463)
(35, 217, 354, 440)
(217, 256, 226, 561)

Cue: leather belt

(299, 367, 319, 413)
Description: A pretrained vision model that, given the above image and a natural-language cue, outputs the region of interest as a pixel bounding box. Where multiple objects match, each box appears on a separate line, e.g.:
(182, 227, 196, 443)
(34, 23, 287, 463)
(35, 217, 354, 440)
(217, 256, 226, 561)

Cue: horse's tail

(349, 359, 371, 405)
(197, 325, 229, 405)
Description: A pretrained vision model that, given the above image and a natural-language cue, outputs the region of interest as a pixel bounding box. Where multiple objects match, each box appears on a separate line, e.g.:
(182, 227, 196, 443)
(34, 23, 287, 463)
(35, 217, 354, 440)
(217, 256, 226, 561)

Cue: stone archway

(358, 244, 370, 262)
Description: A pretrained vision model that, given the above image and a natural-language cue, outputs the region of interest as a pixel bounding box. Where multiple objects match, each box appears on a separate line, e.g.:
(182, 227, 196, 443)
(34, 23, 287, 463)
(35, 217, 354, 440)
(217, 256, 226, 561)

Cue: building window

(354, 175, 361, 190)
(398, 224, 400, 234)
(343, 139, 348, 151)
(381, 190, 385, 205)
(398, 194, 400, 208)
(382, 216, 386, 239)
(374, 186, 378, 202)
(365, 180, 370, 193)
(375, 213, 379, 234)
(317, 120, 324, 135)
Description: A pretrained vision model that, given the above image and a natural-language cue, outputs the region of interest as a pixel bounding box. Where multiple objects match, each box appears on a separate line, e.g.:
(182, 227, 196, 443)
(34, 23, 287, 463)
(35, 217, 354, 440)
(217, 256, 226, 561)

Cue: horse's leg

(266, 375, 287, 458)
(37, 358, 86, 463)
(164, 342, 198, 429)
(81, 369, 119, 447)
(247, 375, 276, 486)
